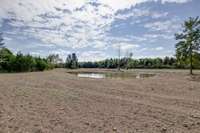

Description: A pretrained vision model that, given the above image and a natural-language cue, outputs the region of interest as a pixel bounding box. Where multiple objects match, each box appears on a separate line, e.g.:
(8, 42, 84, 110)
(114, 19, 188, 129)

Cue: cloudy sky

(0, 0, 199, 61)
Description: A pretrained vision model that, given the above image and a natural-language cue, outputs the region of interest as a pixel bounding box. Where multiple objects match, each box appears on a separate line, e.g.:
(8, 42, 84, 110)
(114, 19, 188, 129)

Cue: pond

(68, 72, 155, 79)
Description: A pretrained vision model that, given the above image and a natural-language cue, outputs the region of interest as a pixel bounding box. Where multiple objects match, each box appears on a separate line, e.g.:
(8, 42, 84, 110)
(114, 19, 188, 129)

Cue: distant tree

(169, 57, 176, 66)
(71, 53, 78, 69)
(47, 54, 63, 67)
(48, 54, 63, 64)
(126, 59, 135, 69)
(65, 54, 72, 68)
(65, 53, 78, 69)
(0, 33, 4, 48)
(78, 57, 178, 69)
(175, 17, 200, 74)
(117, 45, 121, 71)
(153, 58, 163, 68)
(163, 56, 170, 65)
(124, 52, 133, 69)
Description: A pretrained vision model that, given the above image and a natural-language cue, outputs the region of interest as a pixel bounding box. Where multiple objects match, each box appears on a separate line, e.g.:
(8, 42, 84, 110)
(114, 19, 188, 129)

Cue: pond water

(69, 72, 155, 79)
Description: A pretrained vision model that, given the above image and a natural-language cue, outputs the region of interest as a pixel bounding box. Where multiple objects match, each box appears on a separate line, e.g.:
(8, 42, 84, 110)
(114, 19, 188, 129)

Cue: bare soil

(0, 69, 200, 133)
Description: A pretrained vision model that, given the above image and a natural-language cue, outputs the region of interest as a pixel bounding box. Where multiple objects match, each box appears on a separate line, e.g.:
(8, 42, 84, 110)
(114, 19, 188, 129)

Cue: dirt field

(0, 69, 200, 133)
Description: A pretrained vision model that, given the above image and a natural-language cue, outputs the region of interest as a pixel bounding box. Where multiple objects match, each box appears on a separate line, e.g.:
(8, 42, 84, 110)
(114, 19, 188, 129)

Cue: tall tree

(71, 53, 78, 69)
(175, 17, 200, 75)
(65, 54, 72, 68)
(65, 53, 78, 69)
(0, 33, 4, 48)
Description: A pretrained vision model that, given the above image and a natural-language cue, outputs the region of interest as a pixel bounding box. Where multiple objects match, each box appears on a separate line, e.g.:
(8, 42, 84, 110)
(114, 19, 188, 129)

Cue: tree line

(79, 57, 174, 69)
(79, 55, 200, 69)
(0, 48, 54, 72)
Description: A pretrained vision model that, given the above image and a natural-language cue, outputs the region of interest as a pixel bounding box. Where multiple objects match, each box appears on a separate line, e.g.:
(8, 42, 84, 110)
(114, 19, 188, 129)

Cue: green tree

(0, 48, 15, 72)
(175, 17, 200, 74)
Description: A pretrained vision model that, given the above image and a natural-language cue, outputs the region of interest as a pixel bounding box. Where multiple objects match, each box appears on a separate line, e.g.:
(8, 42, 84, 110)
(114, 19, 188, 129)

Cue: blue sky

(0, 0, 199, 61)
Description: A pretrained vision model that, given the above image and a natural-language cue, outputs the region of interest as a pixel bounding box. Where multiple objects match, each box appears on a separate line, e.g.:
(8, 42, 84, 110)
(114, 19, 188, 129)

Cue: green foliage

(35, 57, 49, 71)
(193, 53, 200, 68)
(175, 16, 200, 74)
(12, 53, 35, 72)
(0, 48, 15, 72)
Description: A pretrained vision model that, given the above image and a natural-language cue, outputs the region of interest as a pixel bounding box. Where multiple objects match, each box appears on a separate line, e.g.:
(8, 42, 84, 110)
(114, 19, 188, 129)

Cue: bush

(12, 53, 36, 72)
(35, 58, 49, 71)
(0, 48, 15, 72)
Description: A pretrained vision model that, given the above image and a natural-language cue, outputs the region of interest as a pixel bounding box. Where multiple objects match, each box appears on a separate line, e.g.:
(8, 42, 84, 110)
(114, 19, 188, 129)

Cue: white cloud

(98, 0, 191, 11)
(0, 0, 191, 60)
(3, 36, 12, 41)
(92, 41, 107, 49)
(111, 42, 139, 55)
(155, 46, 164, 51)
(144, 18, 181, 32)
(0, 0, 188, 48)
(98, 0, 147, 11)
(0, 0, 115, 49)
(161, 0, 191, 4)
(151, 12, 168, 19)
(115, 8, 168, 20)
(115, 8, 150, 20)
(144, 33, 174, 39)
(78, 51, 108, 61)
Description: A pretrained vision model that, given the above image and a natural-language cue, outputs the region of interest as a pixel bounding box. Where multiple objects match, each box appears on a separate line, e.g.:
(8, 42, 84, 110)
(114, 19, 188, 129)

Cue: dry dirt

(0, 69, 200, 133)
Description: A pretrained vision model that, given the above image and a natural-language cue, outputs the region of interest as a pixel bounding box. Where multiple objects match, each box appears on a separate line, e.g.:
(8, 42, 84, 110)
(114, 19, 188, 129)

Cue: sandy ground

(0, 69, 200, 133)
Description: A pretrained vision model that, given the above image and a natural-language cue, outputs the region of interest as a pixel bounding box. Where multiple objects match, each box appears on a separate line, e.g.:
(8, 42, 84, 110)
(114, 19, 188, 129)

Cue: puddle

(78, 73, 106, 79)
(68, 72, 155, 79)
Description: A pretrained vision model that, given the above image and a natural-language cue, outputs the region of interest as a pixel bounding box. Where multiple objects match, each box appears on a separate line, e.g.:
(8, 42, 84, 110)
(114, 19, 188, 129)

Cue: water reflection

(78, 73, 105, 79)
(69, 72, 155, 79)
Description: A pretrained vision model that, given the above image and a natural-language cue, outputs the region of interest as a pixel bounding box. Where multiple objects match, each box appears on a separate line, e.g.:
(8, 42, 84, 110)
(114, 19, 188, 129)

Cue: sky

(0, 0, 199, 61)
